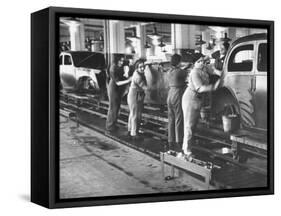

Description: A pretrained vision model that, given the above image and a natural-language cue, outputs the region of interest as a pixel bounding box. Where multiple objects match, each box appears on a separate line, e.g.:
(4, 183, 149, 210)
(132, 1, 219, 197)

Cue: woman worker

(106, 54, 131, 132)
(127, 59, 147, 140)
(213, 42, 230, 71)
(167, 54, 188, 151)
(181, 53, 220, 157)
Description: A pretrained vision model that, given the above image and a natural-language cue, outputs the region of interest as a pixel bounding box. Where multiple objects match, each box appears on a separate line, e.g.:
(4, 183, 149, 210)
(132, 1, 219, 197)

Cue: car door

(60, 54, 76, 89)
(223, 42, 256, 128)
(252, 41, 267, 131)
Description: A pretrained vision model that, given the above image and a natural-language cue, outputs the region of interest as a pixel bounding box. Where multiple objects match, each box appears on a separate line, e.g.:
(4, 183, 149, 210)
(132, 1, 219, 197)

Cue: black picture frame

(31, 6, 274, 209)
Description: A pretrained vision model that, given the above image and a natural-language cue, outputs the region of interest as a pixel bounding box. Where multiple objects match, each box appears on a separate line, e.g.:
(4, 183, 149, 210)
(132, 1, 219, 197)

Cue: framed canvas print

(31, 6, 274, 208)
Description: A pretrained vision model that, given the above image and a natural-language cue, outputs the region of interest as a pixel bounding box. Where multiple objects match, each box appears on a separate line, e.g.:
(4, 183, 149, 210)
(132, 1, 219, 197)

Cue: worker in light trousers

(127, 59, 147, 139)
(182, 53, 221, 157)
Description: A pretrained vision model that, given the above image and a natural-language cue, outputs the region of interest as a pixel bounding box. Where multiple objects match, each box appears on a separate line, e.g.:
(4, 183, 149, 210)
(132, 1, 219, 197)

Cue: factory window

(258, 43, 267, 72)
(64, 55, 72, 65)
(59, 56, 63, 65)
(228, 44, 254, 72)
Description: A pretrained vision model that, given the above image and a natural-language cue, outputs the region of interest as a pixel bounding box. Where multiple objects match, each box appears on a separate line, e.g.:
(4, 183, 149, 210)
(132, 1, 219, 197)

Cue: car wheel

(77, 77, 97, 93)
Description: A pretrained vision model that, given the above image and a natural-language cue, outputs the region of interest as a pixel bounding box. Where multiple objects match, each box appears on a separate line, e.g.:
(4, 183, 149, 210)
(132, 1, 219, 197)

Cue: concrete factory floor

(59, 116, 210, 199)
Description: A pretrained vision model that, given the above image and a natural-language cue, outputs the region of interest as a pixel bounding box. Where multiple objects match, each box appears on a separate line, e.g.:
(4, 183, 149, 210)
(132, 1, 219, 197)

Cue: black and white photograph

(58, 16, 269, 199)
(2, 0, 281, 213)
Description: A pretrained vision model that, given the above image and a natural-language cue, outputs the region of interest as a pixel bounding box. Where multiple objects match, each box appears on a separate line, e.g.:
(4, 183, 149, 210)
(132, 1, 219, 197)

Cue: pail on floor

(222, 114, 239, 132)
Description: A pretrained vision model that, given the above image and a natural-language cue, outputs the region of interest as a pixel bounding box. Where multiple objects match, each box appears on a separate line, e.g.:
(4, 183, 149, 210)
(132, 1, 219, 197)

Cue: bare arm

(110, 65, 131, 86)
(197, 84, 214, 93)
(213, 78, 221, 90)
(192, 71, 220, 93)
(204, 64, 222, 77)
(197, 78, 220, 93)
(137, 77, 147, 90)
(116, 78, 131, 86)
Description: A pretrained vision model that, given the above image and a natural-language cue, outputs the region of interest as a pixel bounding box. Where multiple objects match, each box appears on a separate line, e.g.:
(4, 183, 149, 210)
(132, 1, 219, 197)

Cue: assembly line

(59, 17, 268, 198)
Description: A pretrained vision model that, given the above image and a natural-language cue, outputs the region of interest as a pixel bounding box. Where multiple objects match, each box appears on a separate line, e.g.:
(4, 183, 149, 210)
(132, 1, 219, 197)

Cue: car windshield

(70, 52, 106, 69)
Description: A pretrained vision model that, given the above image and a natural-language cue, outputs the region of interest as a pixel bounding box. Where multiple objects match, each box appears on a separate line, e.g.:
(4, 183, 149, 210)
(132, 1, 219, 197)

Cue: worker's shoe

(176, 152, 185, 160)
(126, 131, 131, 137)
(175, 142, 182, 152)
(183, 150, 193, 161)
(163, 142, 169, 152)
(168, 142, 182, 152)
(168, 142, 174, 151)
(105, 125, 119, 133)
(131, 135, 143, 141)
(111, 125, 119, 131)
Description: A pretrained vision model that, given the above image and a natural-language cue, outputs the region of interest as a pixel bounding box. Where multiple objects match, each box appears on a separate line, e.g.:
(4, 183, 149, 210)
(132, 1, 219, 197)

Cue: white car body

(59, 51, 106, 91)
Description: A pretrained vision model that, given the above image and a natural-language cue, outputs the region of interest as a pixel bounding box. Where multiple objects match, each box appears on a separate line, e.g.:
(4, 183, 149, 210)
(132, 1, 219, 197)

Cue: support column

(137, 25, 146, 58)
(235, 28, 250, 38)
(201, 30, 211, 55)
(108, 21, 125, 53)
(172, 24, 198, 54)
(68, 23, 85, 51)
(104, 20, 111, 64)
(249, 28, 267, 34)
(62, 19, 85, 51)
(228, 27, 237, 43)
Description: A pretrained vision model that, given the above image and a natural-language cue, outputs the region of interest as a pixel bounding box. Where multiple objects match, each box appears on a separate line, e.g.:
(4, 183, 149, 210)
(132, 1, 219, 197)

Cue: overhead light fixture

(206, 42, 213, 50)
(211, 38, 216, 46)
(195, 35, 206, 46)
(206, 37, 216, 50)
(125, 45, 135, 55)
(147, 24, 162, 40)
(220, 33, 231, 42)
(85, 37, 90, 43)
(98, 34, 104, 42)
(158, 39, 166, 48)
(144, 41, 151, 49)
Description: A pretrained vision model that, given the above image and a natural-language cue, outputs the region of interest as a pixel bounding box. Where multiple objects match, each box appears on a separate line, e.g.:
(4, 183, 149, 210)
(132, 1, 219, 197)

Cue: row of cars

(59, 33, 268, 132)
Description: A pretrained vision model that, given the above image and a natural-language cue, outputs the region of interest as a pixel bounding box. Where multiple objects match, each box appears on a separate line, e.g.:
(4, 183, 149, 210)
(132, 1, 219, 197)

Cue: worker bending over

(181, 53, 220, 157)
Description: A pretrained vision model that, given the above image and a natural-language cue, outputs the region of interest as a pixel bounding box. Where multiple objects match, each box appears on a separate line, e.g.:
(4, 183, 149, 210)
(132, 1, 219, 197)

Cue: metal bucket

(222, 114, 239, 132)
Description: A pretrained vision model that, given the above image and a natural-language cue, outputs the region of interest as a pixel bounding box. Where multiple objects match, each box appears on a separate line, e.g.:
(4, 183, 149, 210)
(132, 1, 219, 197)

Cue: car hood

(71, 52, 106, 69)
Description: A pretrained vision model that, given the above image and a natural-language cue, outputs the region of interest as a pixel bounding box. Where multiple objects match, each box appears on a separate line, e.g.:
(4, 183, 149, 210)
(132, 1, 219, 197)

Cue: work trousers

(167, 87, 184, 150)
(127, 88, 144, 136)
(182, 88, 202, 154)
(106, 80, 122, 131)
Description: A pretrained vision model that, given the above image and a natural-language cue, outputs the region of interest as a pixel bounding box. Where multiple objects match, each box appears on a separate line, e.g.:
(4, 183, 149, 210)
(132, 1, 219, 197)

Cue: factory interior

(59, 17, 268, 199)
